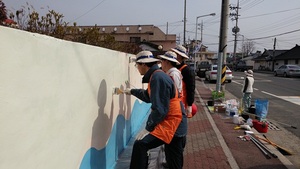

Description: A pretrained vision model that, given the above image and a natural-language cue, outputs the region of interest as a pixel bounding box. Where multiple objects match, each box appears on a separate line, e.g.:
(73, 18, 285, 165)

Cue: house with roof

(240, 51, 261, 69)
(273, 44, 300, 69)
(252, 49, 288, 71)
(2, 19, 18, 28)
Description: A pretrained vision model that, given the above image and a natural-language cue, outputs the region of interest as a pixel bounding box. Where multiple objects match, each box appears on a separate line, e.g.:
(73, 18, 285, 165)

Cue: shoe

(162, 162, 169, 168)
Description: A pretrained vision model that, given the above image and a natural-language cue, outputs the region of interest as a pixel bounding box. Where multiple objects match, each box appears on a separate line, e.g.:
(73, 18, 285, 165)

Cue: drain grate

(265, 120, 281, 131)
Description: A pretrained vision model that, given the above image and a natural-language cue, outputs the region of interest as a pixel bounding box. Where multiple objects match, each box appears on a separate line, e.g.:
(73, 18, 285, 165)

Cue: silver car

(274, 64, 300, 77)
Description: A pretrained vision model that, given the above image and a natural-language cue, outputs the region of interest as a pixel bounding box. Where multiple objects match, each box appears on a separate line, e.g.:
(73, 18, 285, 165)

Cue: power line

(241, 7, 300, 19)
(248, 28, 300, 40)
(70, 0, 107, 23)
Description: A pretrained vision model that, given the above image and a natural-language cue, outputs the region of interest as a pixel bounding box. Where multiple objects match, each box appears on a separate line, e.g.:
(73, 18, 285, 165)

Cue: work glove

(123, 88, 131, 95)
(186, 106, 192, 118)
(136, 129, 149, 140)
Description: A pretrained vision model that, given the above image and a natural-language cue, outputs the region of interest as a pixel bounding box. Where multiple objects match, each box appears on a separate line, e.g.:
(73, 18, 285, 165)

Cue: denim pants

(243, 92, 252, 110)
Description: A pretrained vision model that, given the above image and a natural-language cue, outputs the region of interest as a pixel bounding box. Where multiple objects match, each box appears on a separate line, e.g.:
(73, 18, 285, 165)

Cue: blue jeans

(243, 93, 252, 110)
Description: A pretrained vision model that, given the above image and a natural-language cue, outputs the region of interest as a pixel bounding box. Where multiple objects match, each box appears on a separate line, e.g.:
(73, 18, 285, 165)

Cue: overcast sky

(3, 0, 300, 53)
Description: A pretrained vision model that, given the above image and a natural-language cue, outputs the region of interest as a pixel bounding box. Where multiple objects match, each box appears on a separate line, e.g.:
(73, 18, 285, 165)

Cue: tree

(239, 39, 255, 57)
(0, 0, 7, 24)
(7, 3, 141, 54)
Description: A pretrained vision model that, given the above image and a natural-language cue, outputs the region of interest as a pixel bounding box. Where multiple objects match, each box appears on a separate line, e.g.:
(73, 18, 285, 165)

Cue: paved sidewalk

(190, 78, 294, 169)
(115, 77, 296, 169)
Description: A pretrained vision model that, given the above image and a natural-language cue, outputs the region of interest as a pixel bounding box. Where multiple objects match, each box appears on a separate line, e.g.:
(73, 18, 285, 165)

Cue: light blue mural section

(79, 100, 151, 169)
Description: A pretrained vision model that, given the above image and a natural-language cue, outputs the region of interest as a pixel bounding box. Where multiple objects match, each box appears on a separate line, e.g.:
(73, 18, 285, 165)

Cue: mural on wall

(79, 79, 151, 169)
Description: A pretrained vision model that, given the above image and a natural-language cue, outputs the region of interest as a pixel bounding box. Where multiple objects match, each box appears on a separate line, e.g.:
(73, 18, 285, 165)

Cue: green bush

(212, 90, 225, 100)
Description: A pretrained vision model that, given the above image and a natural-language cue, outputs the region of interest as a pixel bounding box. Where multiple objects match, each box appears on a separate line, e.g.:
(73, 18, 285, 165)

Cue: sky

(3, 0, 300, 53)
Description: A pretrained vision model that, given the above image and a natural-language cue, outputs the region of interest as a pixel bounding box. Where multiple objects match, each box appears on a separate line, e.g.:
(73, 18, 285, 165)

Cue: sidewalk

(188, 78, 294, 169)
(115, 77, 296, 169)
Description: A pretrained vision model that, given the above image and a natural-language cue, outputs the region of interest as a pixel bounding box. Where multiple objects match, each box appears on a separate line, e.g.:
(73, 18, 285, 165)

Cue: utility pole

(272, 37, 276, 71)
(183, 0, 187, 45)
(230, 0, 240, 64)
(200, 20, 203, 42)
(216, 0, 229, 92)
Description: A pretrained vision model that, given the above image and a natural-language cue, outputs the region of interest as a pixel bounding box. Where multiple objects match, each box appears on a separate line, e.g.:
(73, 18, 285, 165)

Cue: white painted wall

(0, 26, 150, 169)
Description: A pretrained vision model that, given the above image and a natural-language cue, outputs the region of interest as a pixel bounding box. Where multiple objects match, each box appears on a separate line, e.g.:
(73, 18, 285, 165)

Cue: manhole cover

(265, 120, 280, 131)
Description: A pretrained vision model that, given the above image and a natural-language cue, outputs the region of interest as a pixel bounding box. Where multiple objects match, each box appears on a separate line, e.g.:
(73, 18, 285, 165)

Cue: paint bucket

(207, 100, 214, 106)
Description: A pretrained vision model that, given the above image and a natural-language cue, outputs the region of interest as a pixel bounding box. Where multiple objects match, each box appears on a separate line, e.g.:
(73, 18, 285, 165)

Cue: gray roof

(253, 49, 288, 61)
(274, 44, 300, 60)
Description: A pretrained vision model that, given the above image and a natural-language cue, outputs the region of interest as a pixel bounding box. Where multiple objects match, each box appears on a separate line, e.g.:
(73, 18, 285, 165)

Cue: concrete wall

(0, 26, 150, 169)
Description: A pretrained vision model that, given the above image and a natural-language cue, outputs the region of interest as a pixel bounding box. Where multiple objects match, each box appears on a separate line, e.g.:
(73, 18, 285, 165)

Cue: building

(76, 24, 177, 51)
(253, 49, 288, 71)
(274, 44, 300, 68)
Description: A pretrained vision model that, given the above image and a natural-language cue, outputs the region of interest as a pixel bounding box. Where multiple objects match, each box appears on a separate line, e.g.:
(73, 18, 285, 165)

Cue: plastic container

(207, 100, 214, 106)
(252, 120, 268, 133)
(233, 115, 240, 124)
(230, 107, 238, 117)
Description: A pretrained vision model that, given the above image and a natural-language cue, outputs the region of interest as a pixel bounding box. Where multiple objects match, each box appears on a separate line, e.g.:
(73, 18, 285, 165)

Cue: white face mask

(157, 63, 162, 68)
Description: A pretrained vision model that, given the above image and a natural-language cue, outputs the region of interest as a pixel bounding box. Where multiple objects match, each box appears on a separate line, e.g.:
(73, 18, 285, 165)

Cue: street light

(193, 13, 216, 73)
(195, 13, 216, 42)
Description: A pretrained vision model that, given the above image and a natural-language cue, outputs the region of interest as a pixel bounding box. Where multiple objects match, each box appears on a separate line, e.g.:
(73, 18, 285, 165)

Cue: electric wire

(69, 0, 107, 23)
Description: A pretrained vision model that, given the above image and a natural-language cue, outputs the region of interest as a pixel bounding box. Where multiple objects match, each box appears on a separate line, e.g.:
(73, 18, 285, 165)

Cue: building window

(296, 59, 299, 64)
(130, 37, 141, 43)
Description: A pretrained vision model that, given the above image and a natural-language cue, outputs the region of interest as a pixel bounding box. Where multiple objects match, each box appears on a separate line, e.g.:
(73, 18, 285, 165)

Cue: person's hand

(123, 88, 131, 95)
(187, 106, 192, 118)
(136, 129, 149, 140)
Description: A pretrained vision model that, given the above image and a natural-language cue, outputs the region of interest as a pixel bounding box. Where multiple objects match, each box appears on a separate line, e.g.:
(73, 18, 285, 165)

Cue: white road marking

(262, 91, 300, 106)
(231, 81, 300, 106)
(232, 80, 242, 85)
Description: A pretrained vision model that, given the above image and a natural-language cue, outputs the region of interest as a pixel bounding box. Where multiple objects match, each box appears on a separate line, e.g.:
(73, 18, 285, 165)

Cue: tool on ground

(248, 134, 277, 158)
(271, 120, 297, 129)
(260, 134, 293, 155)
(249, 134, 271, 159)
(242, 111, 261, 118)
(242, 112, 297, 129)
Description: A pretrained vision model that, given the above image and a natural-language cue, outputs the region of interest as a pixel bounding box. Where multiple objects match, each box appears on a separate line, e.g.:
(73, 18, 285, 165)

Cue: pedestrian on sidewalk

(242, 70, 254, 110)
(157, 51, 187, 168)
(172, 45, 196, 118)
(125, 51, 186, 169)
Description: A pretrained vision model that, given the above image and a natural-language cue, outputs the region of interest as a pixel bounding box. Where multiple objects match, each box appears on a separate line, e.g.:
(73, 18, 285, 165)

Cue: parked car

(196, 61, 211, 78)
(274, 64, 300, 77)
(205, 65, 233, 83)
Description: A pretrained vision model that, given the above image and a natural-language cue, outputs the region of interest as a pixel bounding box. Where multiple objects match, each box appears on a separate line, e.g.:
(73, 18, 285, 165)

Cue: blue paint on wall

(79, 100, 151, 169)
